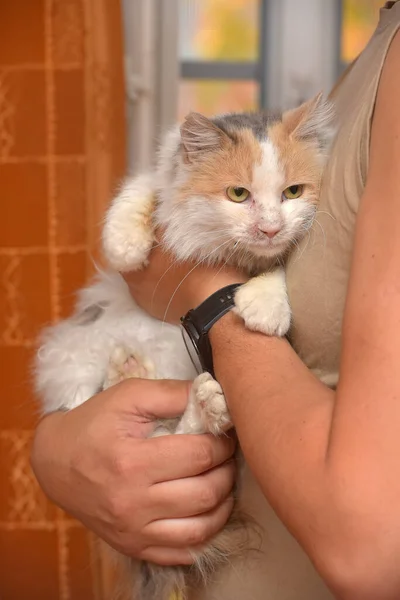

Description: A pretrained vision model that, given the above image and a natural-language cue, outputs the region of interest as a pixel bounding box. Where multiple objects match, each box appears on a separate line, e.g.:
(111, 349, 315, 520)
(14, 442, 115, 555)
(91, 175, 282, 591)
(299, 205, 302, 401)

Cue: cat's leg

(234, 266, 291, 337)
(175, 372, 232, 436)
(103, 345, 156, 390)
(35, 275, 138, 414)
(102, 346, 175, 438)
(35, 322, 107, 414)
(102, 172, 156, 272)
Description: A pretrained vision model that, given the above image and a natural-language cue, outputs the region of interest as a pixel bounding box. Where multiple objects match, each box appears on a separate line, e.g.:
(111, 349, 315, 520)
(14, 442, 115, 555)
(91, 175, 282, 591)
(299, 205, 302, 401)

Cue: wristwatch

(180, 283, 242, 377)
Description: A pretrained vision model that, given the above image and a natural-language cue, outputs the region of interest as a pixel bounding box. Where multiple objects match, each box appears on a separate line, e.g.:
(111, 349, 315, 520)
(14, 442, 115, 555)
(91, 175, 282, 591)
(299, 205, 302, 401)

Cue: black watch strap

(181, 283, 242, 376)
(189, 283, 241, 332)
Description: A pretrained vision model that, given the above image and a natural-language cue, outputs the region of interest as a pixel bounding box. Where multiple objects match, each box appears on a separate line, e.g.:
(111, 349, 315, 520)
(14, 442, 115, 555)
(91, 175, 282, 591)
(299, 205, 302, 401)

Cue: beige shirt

(196, 3, 400, 599)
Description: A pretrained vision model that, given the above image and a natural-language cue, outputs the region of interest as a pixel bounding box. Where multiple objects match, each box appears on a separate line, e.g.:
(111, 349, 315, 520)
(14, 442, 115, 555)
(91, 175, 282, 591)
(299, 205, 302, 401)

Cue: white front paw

(103, 225, 154, 272)
(234, 272, 291, 337)
(102, 173, 156, 272)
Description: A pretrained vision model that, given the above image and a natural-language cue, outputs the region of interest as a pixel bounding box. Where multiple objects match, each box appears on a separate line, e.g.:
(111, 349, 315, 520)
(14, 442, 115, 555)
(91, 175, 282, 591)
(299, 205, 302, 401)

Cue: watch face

(182, 327, 202, 375)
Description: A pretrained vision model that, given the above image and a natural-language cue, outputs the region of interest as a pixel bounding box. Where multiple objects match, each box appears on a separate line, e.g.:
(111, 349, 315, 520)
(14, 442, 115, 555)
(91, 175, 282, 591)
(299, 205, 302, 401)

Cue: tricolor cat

(35, 93, 334, 600)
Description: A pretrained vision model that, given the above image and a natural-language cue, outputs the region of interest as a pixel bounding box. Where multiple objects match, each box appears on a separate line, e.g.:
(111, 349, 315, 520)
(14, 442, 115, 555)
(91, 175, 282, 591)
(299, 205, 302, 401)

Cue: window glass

(341, 0, 383, 63)
(179, 0, 259, 62)
(179, 80, 259, 119)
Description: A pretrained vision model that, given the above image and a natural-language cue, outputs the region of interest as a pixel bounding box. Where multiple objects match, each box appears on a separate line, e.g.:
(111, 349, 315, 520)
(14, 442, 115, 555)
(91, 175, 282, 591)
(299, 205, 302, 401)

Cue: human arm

(31, 378, 236, 565)
(125, 32, 400, 598)
(211, 32, 400, 598)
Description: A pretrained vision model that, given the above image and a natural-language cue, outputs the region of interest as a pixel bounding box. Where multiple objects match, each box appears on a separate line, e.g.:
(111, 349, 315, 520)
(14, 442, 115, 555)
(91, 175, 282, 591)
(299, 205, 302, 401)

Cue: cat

(34, 93, 334, 600)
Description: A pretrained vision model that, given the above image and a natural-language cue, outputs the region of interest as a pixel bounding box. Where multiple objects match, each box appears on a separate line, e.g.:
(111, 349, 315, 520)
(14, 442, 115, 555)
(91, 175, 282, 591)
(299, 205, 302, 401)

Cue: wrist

(31, 411, 70, 504)
(184, 268, 247, 315)
(209, 309, 240, 342)
(181, 284, 244, 377)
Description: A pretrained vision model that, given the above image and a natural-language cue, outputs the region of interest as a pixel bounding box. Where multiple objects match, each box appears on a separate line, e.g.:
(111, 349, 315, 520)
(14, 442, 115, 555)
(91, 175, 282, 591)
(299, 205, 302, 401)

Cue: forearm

(210, 313, 400, 599)
(31, 412, 71, 506)
(211, 313, 334, 536)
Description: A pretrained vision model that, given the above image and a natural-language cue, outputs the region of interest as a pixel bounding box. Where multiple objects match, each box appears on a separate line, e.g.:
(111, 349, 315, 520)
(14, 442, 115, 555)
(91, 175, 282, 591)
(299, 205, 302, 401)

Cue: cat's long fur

(34, 94, 334, 600)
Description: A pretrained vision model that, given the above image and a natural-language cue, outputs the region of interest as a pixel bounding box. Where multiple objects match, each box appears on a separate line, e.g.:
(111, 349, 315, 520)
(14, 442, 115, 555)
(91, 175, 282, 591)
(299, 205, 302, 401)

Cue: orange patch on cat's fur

(269, 121, 323, 204)
(179, 128, 262, 199)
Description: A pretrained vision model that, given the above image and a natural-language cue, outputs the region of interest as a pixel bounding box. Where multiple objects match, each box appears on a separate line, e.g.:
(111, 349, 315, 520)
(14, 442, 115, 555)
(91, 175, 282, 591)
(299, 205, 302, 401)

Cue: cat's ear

(282, 93, 335, 153)
(180, 112, 231, 164)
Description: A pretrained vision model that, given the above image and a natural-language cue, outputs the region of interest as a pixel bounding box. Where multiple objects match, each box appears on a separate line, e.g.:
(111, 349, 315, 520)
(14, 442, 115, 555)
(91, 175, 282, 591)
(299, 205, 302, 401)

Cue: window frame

(123, 0, 343, 169)
(179, 0, 269, 108)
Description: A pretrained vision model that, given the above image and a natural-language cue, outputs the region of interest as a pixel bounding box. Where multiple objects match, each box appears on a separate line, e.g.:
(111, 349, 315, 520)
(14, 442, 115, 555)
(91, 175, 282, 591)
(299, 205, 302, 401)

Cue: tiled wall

(0, 1, 126, 598)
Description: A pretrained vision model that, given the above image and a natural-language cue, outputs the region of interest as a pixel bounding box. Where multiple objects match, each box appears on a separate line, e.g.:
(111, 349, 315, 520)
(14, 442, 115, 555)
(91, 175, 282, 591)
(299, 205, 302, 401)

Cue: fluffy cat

(34, 93, 334, 600)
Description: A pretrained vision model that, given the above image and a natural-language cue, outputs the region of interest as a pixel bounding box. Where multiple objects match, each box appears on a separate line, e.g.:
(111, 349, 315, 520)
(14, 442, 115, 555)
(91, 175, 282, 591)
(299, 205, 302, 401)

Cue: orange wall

(0, 2, 126, 598)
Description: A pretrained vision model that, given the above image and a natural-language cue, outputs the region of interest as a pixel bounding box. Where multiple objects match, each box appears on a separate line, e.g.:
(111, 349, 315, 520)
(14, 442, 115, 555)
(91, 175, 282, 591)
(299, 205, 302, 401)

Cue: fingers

(143, 496, 234, 548)
(113, 378, 192, 419)
(141, 379, 193, 419)
(150, 460, 236, 519)
(146, 432, 237, 483)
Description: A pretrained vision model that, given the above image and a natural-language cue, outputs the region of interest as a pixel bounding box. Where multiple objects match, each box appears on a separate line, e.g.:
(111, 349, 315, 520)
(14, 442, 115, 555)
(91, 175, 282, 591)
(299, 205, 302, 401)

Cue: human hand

(31, 378, 236, 565)
(123, 238, 247, 325)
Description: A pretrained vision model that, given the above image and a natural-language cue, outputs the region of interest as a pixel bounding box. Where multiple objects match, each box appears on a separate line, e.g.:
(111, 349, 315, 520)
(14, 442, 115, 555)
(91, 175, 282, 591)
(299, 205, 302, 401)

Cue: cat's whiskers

(300, 230, 312, 259)
(209, 240, 240, 283)
(313, 217, 327, 251)
(290, 237, 303, 263)
(316, 209, 336, 221)
(150, 241, 163, 250)
(235, 243, 252, 271)
(150, 233, 232, 311)
(150, 253, 189, 311)
(161, 238, 233, 327)
(288, 228, 313, 264)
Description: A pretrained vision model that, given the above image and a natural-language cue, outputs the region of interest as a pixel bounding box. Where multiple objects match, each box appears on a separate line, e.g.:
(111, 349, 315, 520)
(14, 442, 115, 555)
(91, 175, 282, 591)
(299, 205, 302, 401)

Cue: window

(178, 0, 265, 118)
(123, 0, 384, 169)
(341, 0, 383, 66)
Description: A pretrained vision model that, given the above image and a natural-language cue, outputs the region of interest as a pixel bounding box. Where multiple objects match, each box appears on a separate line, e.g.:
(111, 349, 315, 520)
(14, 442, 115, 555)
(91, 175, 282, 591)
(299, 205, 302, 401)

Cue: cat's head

(155, 93, 334, 271)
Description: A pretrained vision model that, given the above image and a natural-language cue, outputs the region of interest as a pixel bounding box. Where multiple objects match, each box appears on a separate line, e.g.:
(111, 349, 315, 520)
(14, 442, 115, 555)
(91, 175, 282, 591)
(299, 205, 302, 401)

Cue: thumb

(121, 378, 192, 420)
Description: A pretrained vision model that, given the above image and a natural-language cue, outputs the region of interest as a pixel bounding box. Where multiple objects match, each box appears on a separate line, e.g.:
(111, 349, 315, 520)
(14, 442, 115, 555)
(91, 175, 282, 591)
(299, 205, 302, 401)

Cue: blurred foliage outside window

(178, 0, 384, 118)
(342, 0, 382, 63)
(178, 0, 259, 118)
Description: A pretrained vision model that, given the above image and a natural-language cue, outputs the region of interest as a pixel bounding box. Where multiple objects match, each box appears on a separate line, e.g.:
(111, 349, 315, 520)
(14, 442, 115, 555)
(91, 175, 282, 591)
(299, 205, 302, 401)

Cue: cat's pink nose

(259, 226, 281, 239)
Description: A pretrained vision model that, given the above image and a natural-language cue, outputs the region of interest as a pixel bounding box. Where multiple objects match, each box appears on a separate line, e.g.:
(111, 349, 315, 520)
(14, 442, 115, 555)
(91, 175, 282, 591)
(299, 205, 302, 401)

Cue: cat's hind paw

(103, 346, 156, 389)
(175, 372, 231, 436)
(234, 269, 291, 337)
(193, 372, 231, 436)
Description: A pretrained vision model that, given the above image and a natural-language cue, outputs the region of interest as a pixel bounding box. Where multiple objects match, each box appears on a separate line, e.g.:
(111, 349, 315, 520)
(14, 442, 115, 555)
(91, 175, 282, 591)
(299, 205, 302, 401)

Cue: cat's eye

(282, 185, 303, 200)
(226, 186, 250, 203)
